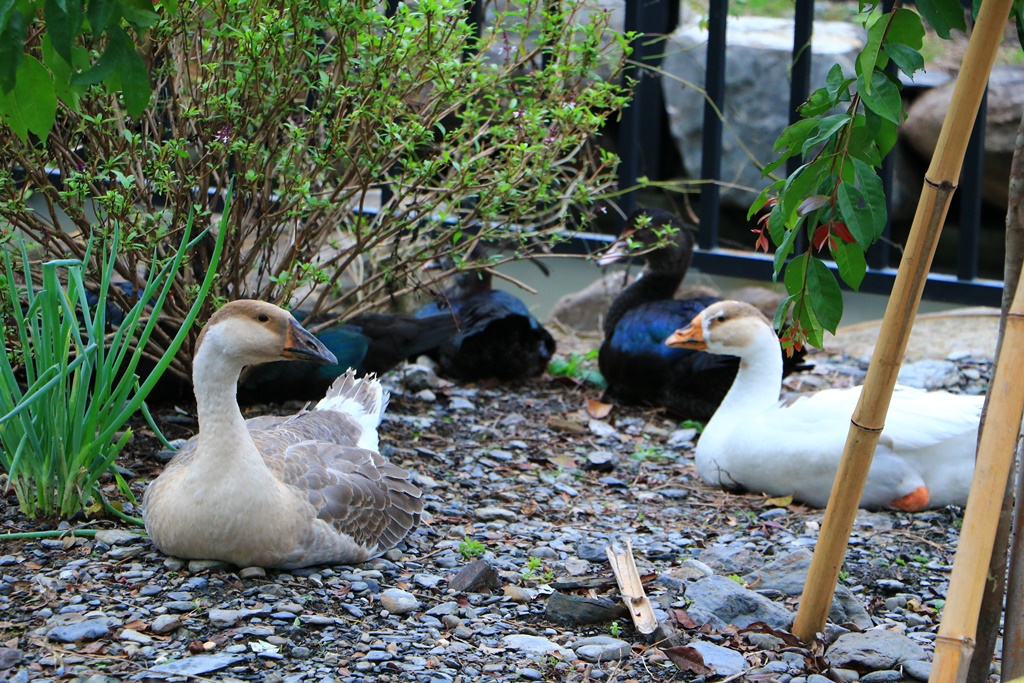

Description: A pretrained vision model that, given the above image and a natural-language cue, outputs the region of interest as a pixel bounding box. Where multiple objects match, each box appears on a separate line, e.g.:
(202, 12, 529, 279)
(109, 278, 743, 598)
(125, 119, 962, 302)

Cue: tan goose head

(665, 300, 775, 358)
(195, 300, 337, 369)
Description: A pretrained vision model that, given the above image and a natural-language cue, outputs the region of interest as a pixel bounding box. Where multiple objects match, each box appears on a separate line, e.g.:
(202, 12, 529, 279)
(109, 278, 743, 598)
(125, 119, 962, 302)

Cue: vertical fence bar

(868, 0, 896, 271)
(787, 0, 813, 255)
(618, 0, 643, 218)
(958, 87, 986, 281)
(698, 0, 728, 250)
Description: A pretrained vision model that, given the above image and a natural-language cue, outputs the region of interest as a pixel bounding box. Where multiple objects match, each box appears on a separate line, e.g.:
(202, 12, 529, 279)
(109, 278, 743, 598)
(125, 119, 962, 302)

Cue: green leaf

(858, 69, 903, 124)
(887, 7, 926, 49)
(853, 157, 887, 217)
(801, 113, 850, 155)
(160, 0, 178, 12)
(832, 239, 867, 291)
(837, 160, 887, 248)
(805, 257, 843, 333)
(42, 34, 81, 111)
(914, 0, 967, 40)
(118, 45, 150, 115)
(780, 159, 828, 227)
(795, 296, 826, 348)
(119, 0, 160, 28)
(883, 43, 925, 80)
(773, 118, 818, 155)
(784, 252, 809, 297)
(0, 1, 25, 93)
(45, 0, 84, 66)
(863, 107, 898, 158)
(772, 215, 800, 280)
(846, 124, 882, 167)
(799, 86, 838, 118)
(86, 0, 118, 34)
(0, 56, 57, 143)
(72, 24, 128, 86)
(856, 8, 886, 91)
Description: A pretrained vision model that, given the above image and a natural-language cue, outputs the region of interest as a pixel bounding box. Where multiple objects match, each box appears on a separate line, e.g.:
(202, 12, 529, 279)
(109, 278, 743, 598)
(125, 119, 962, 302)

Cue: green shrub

(1, 0, 632, 383)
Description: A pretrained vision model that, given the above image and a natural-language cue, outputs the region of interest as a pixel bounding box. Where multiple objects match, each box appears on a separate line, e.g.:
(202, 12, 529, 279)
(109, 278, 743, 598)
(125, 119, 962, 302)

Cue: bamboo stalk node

(849, 419, 884, 433)
(923, 175, 957, 191)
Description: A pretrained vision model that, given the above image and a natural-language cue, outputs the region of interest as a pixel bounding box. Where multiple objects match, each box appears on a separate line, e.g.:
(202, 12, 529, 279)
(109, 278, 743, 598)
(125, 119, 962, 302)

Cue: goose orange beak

(282, 318, 338, 365)
(665, 314, 707, 350)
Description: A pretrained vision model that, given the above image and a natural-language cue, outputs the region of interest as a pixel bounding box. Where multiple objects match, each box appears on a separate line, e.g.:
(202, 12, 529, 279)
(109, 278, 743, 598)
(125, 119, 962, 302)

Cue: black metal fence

(618, 0, 1003, 306)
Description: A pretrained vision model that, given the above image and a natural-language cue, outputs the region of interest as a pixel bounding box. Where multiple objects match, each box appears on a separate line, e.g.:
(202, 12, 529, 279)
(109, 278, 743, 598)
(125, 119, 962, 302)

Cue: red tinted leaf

(830, 221, 856, 243)
(811, 224, 830, 251)
(664, 646, 714, 675)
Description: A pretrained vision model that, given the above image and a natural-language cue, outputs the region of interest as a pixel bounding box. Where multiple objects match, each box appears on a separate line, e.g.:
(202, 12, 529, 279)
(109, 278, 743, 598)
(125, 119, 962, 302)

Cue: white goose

(666, 301, 982, 511)
(143, 300, 422, 569)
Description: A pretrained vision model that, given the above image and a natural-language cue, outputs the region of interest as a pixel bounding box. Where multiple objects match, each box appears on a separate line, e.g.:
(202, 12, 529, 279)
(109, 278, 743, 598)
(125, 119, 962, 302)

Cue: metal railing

(618, 0, 1003, 306)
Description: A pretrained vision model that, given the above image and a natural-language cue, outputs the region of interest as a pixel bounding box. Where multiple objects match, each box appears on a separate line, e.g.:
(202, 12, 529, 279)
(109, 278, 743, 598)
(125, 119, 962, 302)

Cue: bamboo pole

(967, 112, 1024, 683)
(929, 272, 1024, 683)
(791, 0, 1014, 642)
(996, 114, 1024, 681)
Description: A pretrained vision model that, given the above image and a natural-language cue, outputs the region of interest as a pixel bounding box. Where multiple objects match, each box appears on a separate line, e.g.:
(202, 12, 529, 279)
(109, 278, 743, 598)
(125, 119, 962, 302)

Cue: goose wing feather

(262, 440, 421, 553)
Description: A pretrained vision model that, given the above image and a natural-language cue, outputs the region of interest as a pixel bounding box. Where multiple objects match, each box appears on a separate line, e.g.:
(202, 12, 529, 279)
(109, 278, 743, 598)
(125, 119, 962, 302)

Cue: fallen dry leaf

(764, 494, 794, 507)
(669, 608, 699, 629)
(586, 399, 613, 419)
(664, 645, 714, 675)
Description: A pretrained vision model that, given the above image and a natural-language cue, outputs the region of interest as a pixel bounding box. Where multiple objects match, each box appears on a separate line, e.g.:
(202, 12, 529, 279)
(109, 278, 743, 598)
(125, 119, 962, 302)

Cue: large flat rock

(825, 307, 1000, 362)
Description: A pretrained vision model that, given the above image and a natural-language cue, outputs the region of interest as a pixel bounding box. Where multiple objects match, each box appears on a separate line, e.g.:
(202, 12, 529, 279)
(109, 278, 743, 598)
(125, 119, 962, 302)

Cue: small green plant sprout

(548, 351, 608, 389)
(458, 536, 485, 560)
(911, 554, 929, 564)
(728, 573, 746, 586)
(679, 419, 705, 434)
(895, 557, 908, 567)
(839, 570, 850, 583)
(609, 621, 622, 637)
(630, 444, 672, 462)
(522, 556, 543, 580)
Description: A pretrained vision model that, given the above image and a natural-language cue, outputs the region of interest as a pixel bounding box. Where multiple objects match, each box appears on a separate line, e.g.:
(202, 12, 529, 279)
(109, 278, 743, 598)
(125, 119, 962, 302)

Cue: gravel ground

(0, 342, 997, 683)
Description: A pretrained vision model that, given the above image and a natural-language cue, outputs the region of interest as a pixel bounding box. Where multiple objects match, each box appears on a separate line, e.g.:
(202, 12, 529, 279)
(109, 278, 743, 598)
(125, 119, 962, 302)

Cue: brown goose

(143, 301, 422, 569)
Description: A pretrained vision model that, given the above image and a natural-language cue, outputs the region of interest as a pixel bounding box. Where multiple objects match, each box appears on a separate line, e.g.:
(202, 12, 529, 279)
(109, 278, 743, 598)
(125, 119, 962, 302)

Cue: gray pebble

(902, 660, 932, 681)
(380, 589, 420, 615)
(48, 619, 110, 643)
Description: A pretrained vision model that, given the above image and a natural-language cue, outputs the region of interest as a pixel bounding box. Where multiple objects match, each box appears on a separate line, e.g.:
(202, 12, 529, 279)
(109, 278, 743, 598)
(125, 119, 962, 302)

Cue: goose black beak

(596, 236, 632, 266)
(282, 319, 338, 365)
(665, 314, 707, 350)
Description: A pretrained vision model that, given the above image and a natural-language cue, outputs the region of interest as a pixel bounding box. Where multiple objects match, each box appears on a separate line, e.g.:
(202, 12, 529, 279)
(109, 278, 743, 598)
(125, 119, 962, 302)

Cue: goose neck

(715, 329, 785, 414)
(191, 343, 258, 459)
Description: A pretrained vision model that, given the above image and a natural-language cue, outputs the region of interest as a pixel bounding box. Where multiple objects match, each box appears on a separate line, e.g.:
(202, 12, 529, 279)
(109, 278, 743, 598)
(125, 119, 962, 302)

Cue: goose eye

(257, 314, 270, 323)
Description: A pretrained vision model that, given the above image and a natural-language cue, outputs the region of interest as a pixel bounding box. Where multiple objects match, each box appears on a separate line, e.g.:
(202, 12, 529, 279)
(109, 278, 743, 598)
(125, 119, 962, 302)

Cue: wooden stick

(606, 538, 658, 635)
(929, 268, 1024, 682)
(792, 0, 1014, 643)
